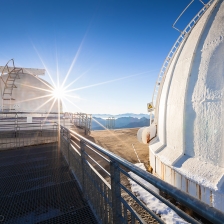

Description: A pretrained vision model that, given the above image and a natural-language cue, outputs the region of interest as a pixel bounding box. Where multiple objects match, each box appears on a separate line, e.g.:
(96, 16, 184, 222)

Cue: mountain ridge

(91, 116, 150, 130)
(92, 113, 149, 119)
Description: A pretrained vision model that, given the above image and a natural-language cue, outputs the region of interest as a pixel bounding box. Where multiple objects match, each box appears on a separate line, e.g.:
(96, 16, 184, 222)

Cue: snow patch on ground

(128, 163, 189, 224)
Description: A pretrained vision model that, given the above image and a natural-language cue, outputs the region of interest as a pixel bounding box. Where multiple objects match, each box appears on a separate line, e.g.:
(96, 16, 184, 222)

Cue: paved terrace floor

(0, 143, 98, 224)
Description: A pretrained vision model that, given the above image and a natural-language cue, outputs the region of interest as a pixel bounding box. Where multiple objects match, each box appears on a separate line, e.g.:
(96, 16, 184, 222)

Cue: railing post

(40, 121, 42, 137)
(59, 124, 62, 150)
(15, 114, 18, 147)
(67, 130, 70, 165)
(110, 159, 122, 224)
(80, 140, 86, 197)
(15, 125, 17, 147)
(54, 123, 58, 143)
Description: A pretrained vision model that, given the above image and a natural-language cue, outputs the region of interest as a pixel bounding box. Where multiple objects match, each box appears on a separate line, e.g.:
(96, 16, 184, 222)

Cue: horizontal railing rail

(0, 122, 57, 150)
(0, 111, 91, 133)
(60, 126, 224, 224)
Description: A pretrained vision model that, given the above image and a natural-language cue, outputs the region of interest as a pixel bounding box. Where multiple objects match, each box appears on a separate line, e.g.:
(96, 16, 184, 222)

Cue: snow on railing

(152, 0, 216, 109)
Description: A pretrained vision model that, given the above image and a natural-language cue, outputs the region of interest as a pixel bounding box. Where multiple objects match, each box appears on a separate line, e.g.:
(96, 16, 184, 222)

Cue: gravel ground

(86, 128, 149, 165)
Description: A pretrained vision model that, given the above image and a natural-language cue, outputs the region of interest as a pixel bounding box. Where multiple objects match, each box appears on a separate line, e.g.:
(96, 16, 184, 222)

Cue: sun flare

(52, 87, 66, 100)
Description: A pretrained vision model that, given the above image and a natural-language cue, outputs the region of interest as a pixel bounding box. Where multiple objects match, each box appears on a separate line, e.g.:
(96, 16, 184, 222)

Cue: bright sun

(52, 87, 65, 100)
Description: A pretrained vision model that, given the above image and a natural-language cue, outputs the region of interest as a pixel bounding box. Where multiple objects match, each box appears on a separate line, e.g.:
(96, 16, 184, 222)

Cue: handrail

(199, 0, 206, 5)
(0, 111, 63, 115)
(172, 0, 195, 33)
(0, 111, 63, 114)
(67, 127, 224, 223)
(0, 121, 57, 151)
(152, 0, 215, 111)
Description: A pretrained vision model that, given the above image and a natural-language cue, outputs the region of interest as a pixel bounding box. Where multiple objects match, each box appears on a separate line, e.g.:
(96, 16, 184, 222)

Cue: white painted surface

(150, 0, 224, 211)
(27, 116, 32, 123)
(137, 124, 156, 144)
(0, 73, 62, 112)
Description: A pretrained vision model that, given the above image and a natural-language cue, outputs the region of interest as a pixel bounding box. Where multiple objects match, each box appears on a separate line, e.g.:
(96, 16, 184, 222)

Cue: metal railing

(152, 0, 216, 110)
(60, 126, 224, 224)
(0, 112, 66, 150)
(0, 111, 77, 131)
(69, 112, 92, 134)
(0, 121, 57, 150)
(1, 117, 224, 223)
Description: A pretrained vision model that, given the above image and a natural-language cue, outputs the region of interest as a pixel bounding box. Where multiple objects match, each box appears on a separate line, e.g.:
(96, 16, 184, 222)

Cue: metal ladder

(152, 0, 216, 110)
(1, 59, 23, 110)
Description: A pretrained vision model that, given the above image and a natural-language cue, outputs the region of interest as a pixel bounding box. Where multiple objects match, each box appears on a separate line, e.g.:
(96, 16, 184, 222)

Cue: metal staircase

(1, 59, 23, 111)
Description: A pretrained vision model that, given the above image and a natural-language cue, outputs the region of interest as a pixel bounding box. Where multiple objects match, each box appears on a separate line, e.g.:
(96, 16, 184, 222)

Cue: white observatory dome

(0, 62, 62, 113)
(149, 0, 224, 212)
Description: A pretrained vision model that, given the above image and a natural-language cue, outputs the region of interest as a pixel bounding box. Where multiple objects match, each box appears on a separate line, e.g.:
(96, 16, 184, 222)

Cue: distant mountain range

(91, 116, 150, 130)
(92, 113, 150, 119)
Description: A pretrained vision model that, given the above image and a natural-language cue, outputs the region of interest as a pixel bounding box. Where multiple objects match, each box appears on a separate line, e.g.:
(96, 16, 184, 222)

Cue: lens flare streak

(29, 44, 158, 137)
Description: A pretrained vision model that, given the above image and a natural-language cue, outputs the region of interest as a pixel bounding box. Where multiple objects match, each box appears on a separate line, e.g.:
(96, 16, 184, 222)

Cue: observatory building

(140, 0, 224, 212)
(0, 59, 62, 112)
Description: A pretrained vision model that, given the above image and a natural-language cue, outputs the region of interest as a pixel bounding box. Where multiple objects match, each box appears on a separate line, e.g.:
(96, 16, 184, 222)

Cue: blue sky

(0, 0, 209, 114)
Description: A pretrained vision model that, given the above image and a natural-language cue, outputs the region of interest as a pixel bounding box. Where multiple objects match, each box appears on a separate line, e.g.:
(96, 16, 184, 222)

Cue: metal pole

(80, 140, 86, 196)
(40, 121, 42, 137)
(110, 159, 122, 224)
(199, 0, 205, 5)
(15, 120, 17, 147)
(67, 130, 70, 165)
(172, 0, 194, 33)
